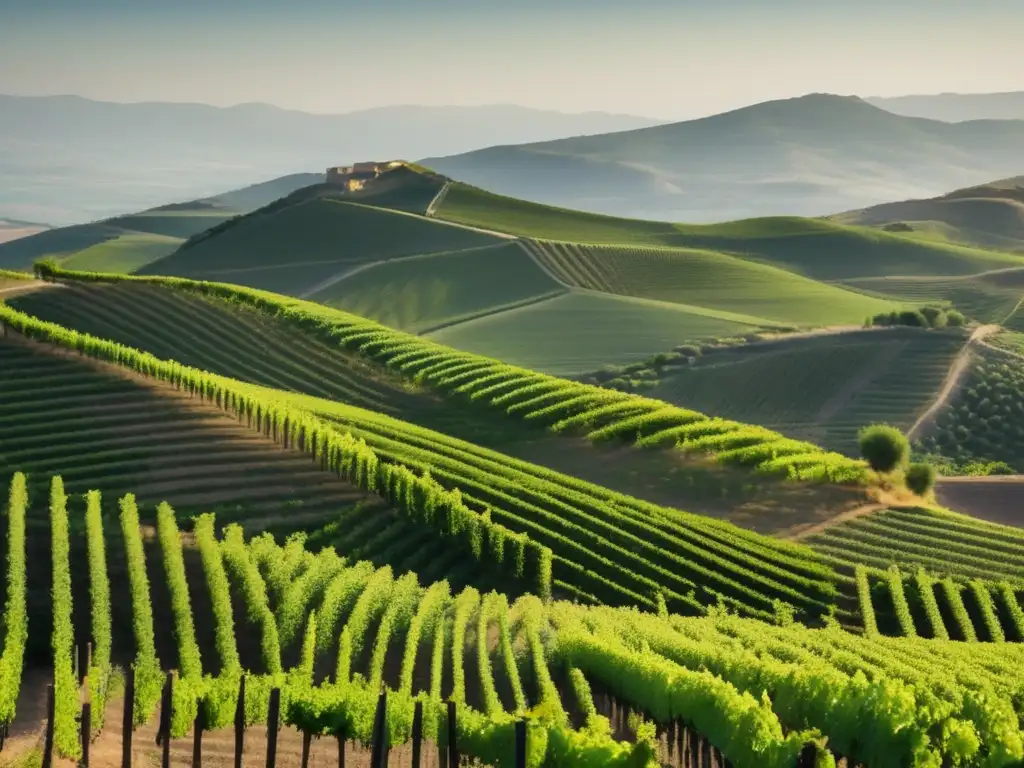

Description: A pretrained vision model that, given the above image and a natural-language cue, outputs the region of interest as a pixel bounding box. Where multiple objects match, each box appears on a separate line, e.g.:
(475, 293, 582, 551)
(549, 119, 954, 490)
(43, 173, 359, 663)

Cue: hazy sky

(2, 0, 1022, 119)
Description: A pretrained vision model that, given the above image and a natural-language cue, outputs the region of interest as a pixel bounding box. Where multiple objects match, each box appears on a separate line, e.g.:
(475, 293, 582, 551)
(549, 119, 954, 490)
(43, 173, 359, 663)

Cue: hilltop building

(325, 160, 403, 190)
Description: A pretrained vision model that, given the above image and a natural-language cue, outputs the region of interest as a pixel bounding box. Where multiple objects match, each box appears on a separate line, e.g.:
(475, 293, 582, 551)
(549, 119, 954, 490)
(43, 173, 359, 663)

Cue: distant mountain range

(422, 94, 1024, 222)
(0, 95, 662, 225)
(866, 92, 1024, 122)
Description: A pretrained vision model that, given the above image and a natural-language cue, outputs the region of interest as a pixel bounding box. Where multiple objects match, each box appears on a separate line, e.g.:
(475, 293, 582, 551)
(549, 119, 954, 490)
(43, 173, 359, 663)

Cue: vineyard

(24, 264, 867, 485)
(4, 473, 1024, 768)
(0, 304, 858, 623)
(650, 328, 964, 455)
(850, 563, 1024, 642)
(522, 240, 895, 327)
(805, 505, 1024, 581)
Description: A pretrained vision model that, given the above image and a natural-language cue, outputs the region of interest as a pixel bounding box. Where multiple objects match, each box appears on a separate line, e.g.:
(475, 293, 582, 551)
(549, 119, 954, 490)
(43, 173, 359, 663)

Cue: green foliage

(220, 524, 282, 675)
(119, 494, 163, 724)
(26, 263, 867, 485)
(905, 462, 937, 496)
(0, 474, 28, 726)
(49, 477, 80, 758)
(84, 490, 112, 729)
(855, 566, 878, 636)
(157, 504, 202, 679)
(857, 424, 910, 473)
(946, 309, 967, 327)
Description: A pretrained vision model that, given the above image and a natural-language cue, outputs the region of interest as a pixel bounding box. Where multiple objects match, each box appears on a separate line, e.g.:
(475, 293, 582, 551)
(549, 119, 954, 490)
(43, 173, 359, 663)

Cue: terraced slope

(139, 198, 503, 295)
(7, 481, 1024, 768)
(0, 337, 396, 533)
(23, 268, 868, 488)
(805, 506, 1024, 583)
(309, 241, 564, 333)
(2, 301, 852, 623)
(650, 328, 965, 455)
(524, 240, 898, 326)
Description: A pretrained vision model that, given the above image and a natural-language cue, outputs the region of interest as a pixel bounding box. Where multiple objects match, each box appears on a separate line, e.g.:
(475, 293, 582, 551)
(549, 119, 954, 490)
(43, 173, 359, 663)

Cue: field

(138, 198, 503, 295)
(650, 328, 966, 455)
(5, 473, 1024, 768)
(309, 242, 564, 333)
(428, 291, 770, 374)
(8, 276, 872, 537)
(58, 232, 184, 273)
(1, 300, 858, 624)
(525, 240, 898, 326)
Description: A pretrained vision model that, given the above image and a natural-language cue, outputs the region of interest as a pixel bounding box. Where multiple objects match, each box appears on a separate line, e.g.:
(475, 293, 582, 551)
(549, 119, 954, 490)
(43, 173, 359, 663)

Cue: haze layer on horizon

(2, 0, 1022, 120)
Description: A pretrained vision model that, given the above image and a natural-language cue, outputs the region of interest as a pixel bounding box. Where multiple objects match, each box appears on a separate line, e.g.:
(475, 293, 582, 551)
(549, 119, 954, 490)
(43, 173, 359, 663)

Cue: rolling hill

(0, 173, 323, 273)
(422, 93, 1024, 221)
(134, 165, 991, 374)
(5, 242, 1024, 766)
(831, 175, 1024, 253)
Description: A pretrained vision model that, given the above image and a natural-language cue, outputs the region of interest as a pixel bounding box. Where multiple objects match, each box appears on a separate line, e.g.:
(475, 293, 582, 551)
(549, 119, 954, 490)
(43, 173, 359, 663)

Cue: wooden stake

(81, 677, 92, 768)
(234, 675, 246, 768)
(42, 684, 54, 768)
(447, 700, 458, 768)
(411, 701, 423, 768)
(266, 688, 281, 768)
(122, 667, 135, 768)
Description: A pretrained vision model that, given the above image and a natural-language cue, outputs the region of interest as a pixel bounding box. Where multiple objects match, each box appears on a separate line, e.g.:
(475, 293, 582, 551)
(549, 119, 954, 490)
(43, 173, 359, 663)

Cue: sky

(1, 0, 1022, 119)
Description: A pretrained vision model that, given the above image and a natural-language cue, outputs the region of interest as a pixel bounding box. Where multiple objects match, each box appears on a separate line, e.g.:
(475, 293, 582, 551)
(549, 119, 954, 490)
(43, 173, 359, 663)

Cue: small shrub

(673, 344, 701, 358)
(858, 424, 910, 473)
(920, 306, 948, 329)
(905, 463, 937, 495)
(946, 310, 966, 327)
(898, 309, 929, 328)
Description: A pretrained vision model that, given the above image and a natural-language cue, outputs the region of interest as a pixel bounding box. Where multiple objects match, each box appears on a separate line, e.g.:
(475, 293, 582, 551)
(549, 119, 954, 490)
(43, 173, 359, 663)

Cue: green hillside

(648, 328, 966, 455)
(832, 176, 1024, 253)
(428, 291, 770, 374)
(0, 173, 324, 273)
(524, 240, 898, 325)
(309, 241, 564, 333)
(10, 275, 868, 536)
(140, 197, 503, 294)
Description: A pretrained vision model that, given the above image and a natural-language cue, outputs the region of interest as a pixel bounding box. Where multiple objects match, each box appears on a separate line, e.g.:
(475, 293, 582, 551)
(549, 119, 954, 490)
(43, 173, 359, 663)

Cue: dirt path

(424, 180, 451, 217)
(906, 324, 1000, 440)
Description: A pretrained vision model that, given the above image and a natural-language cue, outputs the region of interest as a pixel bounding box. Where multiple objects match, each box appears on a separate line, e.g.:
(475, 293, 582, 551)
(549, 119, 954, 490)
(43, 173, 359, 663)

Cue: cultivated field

(651, 328, 965, 454)
(4, 473, 1024, 768)
(524, 240, 897, 326)
(309, 242, 563, 333)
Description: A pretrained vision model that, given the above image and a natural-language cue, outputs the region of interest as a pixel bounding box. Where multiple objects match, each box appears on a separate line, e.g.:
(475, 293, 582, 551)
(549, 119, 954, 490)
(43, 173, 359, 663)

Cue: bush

(673, 344, 701, 358)
(946, 310, 966, 327)
(920, 306, 948, 329)
(898, 309, 928, 328)
(858, 424, 910, 473)
(905, 463, 937, 495)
